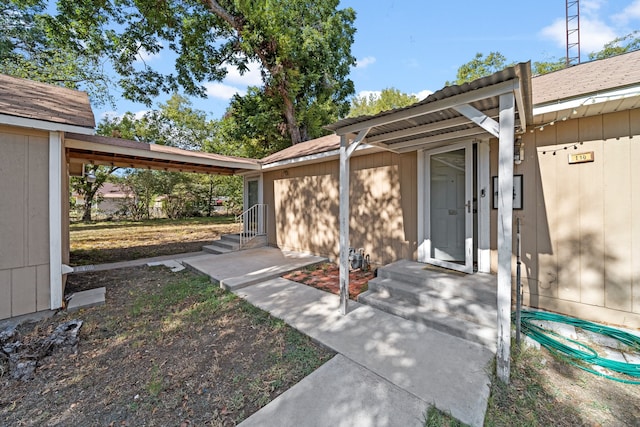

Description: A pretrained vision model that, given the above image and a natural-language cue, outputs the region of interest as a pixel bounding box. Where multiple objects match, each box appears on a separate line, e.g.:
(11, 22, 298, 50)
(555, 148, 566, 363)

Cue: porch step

(203, 233, 267, 254)
(358, 290, 497, 351)
(358, 259, 497, 350)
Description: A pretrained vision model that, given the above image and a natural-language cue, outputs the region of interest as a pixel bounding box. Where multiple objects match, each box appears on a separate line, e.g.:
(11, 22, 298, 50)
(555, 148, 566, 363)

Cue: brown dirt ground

(69, 218, 241, 266)
(282, 263, 373, 300)
(0, 267, 334, 426)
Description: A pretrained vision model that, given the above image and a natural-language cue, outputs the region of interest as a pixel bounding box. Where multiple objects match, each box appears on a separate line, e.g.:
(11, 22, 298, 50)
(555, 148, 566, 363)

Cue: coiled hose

(517, 310, 640, 384)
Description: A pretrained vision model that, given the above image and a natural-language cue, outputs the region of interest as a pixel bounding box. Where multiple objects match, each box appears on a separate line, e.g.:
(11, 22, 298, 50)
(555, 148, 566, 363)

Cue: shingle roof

(0, 74, 95, 129)
(531, 50, 640, 106)
(260, 133, 340, 165)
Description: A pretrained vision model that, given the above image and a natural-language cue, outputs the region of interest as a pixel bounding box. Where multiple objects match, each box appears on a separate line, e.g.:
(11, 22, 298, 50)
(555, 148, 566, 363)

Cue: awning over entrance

(326, 62, 532, 151)
(327, 62, 532, 384)
(65, 132, 260, 175)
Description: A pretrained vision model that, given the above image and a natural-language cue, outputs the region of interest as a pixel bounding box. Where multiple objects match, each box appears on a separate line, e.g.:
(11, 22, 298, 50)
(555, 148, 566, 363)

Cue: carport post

(496, 91, 515, 384)
(339, 135, 350, 315)
(338, 129, 370, 315)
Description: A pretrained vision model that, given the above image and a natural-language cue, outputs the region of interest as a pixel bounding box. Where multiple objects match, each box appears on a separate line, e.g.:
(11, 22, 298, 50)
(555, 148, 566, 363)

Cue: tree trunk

(282, 90, 302, 145)
(82, 198, 93, 222)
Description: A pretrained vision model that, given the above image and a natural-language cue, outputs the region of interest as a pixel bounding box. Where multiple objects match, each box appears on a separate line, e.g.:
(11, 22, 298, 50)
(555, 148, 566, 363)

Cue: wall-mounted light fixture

(514, 137, 524, 165)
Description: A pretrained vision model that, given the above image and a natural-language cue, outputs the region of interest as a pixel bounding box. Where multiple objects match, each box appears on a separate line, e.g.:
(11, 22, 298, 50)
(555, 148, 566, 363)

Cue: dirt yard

(0, 267, 334, 426)
(69, 217, 240, 266)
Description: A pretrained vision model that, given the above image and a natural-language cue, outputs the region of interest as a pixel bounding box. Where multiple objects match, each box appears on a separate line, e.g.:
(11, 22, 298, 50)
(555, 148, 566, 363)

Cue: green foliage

(42, 0, 356, 145)
(69, 164, 118, 222)
(348, 88, 418, 118)
(589, 31, 640, 61)
(0, 0, 112, 105)
(532, 58, 566, 75)
(446, 52, 513, 86)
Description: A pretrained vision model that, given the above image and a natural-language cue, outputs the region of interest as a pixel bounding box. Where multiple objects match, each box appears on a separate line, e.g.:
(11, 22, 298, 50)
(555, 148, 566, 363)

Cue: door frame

(243, 174, 263, 212)
(417, 140, 491, 273)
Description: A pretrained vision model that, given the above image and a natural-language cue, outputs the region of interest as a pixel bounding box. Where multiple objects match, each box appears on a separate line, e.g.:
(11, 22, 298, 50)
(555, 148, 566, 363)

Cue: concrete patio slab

(66, 287, 106, 311)
(235, 278, 494, 427)
(183, 247, 327, 290)
(239, 354, 429, 427)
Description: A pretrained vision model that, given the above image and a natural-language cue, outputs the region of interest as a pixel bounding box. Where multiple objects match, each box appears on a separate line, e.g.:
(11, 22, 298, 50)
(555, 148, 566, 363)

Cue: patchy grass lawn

(70, 216, 240, 266)
(425, 343, 640, 426)
(0, 267, 334, 426)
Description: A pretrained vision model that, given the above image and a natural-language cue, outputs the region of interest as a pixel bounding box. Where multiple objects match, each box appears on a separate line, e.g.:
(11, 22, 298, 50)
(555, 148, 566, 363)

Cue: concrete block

(66, 287, 106, 312)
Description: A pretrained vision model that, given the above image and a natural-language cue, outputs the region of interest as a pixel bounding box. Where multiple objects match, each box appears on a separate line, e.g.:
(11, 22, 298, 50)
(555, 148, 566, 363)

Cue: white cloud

(414, 90, 433, 100)
(204, 82, 246, 100)
(540, 17, 617, 54)
(224, 61, 263, 86)
(613, 0, 640, 25)
(355, 56, 376, 69)
(133, 42, 163, 64)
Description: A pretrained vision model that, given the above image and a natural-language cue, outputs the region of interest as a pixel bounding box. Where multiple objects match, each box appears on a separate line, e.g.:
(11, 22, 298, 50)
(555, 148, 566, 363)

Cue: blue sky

(96, 0, 640, 122)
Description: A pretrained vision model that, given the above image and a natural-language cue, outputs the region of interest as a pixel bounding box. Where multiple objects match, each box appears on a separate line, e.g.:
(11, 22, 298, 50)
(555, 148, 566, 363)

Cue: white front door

(423, 142, 473, 273)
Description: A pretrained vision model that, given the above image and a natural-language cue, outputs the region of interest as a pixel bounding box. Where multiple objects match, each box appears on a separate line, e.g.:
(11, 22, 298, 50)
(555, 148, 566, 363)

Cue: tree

(0, 0, 112, 105)
(348, 88, 418, 117)
(43, 0, 356, 145)
(446, 52, 513, 86)
(532, 58, 566, 75)
(589, 31, 640, 61)
(70, 164, 118, 221)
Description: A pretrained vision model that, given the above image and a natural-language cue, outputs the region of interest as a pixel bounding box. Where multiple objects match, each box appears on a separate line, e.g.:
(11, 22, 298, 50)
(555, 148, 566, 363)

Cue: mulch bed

(282, 263, 374, 300)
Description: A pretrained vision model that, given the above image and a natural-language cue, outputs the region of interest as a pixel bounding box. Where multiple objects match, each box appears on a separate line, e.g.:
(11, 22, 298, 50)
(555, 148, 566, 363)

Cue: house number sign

(568, 151, 594, 164)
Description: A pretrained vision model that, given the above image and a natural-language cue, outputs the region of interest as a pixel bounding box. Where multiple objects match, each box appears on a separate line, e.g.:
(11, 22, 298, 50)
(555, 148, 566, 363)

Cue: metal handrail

(235, 204, 267, 248)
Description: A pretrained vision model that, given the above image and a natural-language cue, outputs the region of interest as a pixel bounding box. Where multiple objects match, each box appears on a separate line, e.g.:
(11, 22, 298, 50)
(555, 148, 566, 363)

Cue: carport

(56, 133, 260, 311)
(327, 62, 533, 382)
(0, 72, 260, 323)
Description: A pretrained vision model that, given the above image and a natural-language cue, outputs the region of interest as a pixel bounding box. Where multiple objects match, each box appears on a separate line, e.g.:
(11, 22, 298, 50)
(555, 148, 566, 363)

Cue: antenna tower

(566, 0, 581, 66)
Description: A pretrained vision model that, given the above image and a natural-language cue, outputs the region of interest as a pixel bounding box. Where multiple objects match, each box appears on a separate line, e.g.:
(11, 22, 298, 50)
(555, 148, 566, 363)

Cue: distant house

(72, 182, 130, 219)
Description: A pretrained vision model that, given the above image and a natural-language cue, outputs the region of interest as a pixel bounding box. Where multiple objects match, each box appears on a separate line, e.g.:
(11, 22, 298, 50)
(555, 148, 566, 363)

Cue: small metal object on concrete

(66, 287, 106, 312)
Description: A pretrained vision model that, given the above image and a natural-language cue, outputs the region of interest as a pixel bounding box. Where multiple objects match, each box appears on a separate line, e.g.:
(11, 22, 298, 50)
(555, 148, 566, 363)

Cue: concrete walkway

(182, 247, 327, 290)
(70, 251, 206, 273)
(232, 278, 494, 427)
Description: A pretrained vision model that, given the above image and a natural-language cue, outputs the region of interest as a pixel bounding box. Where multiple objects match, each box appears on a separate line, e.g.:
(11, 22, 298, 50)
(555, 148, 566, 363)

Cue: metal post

(516, 217, 522, 348)
(339, 135, 350, 315)
(496, 92, 515, 384)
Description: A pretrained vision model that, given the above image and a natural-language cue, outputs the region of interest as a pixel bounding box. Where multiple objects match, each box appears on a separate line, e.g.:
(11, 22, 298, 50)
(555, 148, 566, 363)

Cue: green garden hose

(516, 310, 640, 384)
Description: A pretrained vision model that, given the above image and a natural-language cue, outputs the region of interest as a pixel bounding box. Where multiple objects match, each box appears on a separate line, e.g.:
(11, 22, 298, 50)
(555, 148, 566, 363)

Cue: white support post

(339, 134, 350, 315)
(496, 92, 515, 383)
(49, 131, 63, 310)
(338, 128, 370, 315)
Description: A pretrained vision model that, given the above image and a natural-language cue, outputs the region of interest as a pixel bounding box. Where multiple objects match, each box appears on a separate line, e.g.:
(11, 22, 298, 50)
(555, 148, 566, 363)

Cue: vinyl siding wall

(491, 108, 640, 328)
(0, 126, 50, 319)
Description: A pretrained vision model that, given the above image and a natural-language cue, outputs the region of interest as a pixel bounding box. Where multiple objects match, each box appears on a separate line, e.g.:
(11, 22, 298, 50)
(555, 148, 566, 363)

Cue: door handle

(466, 200, 471, 213)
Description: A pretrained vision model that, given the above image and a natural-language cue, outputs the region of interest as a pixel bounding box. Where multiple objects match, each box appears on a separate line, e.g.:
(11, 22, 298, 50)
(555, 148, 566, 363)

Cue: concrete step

(210, 238, 241, 250)
(367, 277, 496, 327)
(202, 244, 235, 255)
(220, 233, 242, 243)
(358, 290, 497, 351)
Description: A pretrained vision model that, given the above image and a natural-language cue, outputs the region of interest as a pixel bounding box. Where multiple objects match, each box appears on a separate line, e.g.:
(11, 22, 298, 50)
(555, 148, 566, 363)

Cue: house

(250, 51, 640, 333)
(0, 74, 260, 321)
(2, 50, 639, 357)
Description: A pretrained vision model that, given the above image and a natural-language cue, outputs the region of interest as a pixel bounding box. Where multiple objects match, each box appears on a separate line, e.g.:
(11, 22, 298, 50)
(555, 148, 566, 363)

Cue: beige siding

(263, 151, 417, 266)
(0, 127, 50, 319)
(493, 109, 640, 327)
